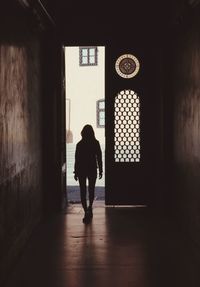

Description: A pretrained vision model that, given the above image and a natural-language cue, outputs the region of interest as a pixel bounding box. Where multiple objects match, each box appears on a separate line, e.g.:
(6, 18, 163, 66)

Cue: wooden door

(105, 45, 162, 206)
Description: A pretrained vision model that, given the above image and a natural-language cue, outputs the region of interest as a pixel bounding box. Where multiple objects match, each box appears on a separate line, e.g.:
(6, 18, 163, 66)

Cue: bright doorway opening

(64, 46, 105, 204)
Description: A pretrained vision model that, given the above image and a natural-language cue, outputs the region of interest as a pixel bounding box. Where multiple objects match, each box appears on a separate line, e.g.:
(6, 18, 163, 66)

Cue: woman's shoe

(87, 206, 93, 219)
(82, 211, 90, 224)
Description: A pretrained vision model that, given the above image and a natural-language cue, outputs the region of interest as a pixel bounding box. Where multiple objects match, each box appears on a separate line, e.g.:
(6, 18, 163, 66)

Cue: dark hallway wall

(0, 5, 43, 282)
(0, 1, 63, 283)
(0, 35, 43, 277)
(169, 2, 200, 258)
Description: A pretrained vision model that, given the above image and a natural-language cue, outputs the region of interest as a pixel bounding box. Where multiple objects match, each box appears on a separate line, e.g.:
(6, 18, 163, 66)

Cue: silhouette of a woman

(74, 125, 103, 223)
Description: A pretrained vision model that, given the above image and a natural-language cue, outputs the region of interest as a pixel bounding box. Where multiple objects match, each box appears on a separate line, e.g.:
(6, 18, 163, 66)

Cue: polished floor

(4, 202, 200, 287)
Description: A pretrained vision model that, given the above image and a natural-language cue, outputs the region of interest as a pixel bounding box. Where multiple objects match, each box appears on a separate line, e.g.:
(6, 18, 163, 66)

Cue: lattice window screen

(114, 90, 140, 162)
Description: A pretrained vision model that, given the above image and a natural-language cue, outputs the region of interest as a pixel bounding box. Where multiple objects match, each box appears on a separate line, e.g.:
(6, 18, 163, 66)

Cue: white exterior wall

(65, 46, 105, 145)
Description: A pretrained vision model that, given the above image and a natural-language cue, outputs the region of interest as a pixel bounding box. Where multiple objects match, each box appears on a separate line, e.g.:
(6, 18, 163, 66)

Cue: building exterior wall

(65, 46, 105, 145)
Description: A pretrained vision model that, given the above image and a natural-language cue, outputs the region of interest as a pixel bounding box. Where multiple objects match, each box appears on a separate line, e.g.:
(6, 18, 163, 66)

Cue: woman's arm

(96, 141, 103, 179)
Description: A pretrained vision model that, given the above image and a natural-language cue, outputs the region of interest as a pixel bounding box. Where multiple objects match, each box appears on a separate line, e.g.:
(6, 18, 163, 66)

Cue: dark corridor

(1, 0, 200, 286)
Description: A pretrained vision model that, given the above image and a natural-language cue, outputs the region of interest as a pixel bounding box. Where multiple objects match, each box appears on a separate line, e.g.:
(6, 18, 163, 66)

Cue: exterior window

(97, 100, 105, 128)
(80, 47, 98, 66)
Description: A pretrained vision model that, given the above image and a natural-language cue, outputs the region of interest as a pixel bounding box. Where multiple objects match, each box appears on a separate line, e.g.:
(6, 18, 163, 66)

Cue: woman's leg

(88, 173, 97, 208)
(78, 175, 87, 212)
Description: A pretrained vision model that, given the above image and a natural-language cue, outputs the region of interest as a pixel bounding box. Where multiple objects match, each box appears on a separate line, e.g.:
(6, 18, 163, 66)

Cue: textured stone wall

(0, 1, 64, 282)
(0, 11, 43, 284)
(170, 4, 200, 258)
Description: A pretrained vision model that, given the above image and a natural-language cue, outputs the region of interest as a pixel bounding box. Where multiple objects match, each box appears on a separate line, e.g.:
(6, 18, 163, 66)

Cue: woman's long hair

(81, 125, 96, 141)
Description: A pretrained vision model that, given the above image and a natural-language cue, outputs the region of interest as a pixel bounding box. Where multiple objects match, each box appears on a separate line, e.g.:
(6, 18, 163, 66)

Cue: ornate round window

(115, 54, 140, 78)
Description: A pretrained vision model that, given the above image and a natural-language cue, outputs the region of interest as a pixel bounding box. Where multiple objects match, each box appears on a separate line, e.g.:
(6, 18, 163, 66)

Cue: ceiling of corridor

(41, 0, 174, 44)
(22, 0, 199, 46)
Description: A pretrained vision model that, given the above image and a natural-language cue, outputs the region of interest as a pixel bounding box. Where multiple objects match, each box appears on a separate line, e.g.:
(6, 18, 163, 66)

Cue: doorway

(64, 46, 105, 204)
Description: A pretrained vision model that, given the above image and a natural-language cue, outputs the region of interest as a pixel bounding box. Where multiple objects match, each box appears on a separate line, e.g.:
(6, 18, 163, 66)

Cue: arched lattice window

(114, 90, 140, 162)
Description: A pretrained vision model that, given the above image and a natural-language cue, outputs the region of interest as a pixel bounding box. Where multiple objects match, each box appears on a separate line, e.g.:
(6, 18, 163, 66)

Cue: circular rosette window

(115, 54, 140, 78)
